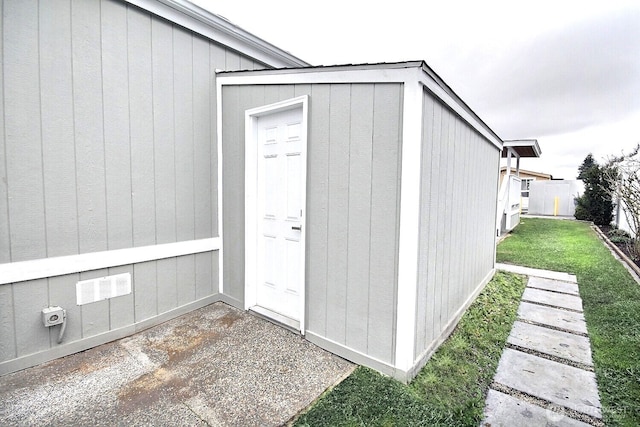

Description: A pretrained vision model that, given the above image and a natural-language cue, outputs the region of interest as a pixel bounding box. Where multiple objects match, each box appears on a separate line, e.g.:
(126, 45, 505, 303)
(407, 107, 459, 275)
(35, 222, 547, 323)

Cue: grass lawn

(294, 271, 526, 427)
(497, 218, 640, 426)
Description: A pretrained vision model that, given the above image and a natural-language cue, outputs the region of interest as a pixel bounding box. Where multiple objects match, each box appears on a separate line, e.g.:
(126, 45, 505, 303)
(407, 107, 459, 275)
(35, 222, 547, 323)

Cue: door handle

(292, 225, 302, 231)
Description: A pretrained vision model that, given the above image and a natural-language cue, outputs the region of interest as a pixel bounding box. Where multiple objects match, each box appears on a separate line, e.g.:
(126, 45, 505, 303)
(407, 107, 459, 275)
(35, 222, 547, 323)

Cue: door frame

(244, 95, 309, 334)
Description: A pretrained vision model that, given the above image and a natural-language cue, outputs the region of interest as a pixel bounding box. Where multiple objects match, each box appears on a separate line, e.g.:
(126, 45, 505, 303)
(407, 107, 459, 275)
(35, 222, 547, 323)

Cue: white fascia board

(217, 67, 417, 86)
(0, 238, 220, 285)
(125, 0, 308, 68)
(218, 66, 503, 151)
(394, 69, 424, 371)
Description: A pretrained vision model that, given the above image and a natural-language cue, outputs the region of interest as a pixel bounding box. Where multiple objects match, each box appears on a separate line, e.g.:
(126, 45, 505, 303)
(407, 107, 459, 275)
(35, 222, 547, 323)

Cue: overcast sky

(194, 0, 639, 179)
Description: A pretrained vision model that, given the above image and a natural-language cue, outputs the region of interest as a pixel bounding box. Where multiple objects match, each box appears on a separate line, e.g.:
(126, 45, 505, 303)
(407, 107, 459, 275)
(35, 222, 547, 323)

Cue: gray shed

(0, 1, 502, 383)
(217, 62, 501, 380)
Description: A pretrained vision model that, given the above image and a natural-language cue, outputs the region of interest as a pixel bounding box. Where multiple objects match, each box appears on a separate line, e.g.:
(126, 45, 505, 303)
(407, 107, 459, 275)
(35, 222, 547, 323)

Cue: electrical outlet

(42, 307, 65, 327)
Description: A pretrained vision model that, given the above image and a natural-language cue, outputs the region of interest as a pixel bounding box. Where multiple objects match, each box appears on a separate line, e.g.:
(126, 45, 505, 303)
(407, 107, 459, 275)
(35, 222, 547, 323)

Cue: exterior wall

(0, 253, 217, 370)
(0, 0, 264, 374)
(221, 83, 403, 366)
(528, 180, 583, 217)
(414, 88, 499, 360)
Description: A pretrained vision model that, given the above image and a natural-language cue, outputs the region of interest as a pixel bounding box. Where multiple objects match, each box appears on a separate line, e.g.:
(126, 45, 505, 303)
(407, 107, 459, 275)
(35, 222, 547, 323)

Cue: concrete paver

(495, 263, 577, 282)
(508, 321, 593, 366)
(518, 302, 587, 334)
(0, 302, 354, 426)
(494, 349, 601, 418)
(522, 288, 583, 311)
(484, 267, 602, 426)
(528, 276, 580, 296)
(483, 389, 593, 427)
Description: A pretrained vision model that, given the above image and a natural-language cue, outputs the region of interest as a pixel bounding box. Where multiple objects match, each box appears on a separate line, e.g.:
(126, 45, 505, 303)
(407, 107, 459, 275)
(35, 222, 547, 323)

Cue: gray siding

(414, 89, 499, 359)
(0, 0, 264, 263)
(222, 83, 403, 364)
(0, 253, 217, 365)
(0, 0, 259, 372)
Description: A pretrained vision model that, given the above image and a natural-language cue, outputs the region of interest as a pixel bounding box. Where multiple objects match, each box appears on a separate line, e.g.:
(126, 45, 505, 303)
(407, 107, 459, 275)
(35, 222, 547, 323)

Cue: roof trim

(419, 62, 502, 146)
(502, 139, 541, 158)
(217, 61, 503, 150)
(500, 166, 552, 179)
(125, 0, 309, 68)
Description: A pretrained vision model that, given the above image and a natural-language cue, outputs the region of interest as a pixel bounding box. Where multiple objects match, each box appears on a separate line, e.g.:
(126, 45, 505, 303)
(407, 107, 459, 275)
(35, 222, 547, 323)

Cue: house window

(521, 178, 534, 198)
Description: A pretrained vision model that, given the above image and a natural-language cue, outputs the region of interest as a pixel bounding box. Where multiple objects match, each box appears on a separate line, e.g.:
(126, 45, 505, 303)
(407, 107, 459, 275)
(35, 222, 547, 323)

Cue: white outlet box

(42, 307, 65, 326)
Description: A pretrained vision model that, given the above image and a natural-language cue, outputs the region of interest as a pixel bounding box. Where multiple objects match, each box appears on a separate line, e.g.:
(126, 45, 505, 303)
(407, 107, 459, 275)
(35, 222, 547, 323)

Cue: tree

(603, 144, 640, 259)
(574, 154, 615, 226)
(577, 154, 597, 180)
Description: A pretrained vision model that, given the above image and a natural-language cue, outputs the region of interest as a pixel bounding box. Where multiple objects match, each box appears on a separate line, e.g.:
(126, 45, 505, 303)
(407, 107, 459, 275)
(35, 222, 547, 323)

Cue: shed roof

(502, 139, 541, 158)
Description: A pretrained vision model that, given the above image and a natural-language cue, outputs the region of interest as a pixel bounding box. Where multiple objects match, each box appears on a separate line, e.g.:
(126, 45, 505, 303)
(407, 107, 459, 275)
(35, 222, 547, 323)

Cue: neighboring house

(497, 140, 542, 235)
(499, 167, 552, 212)
(1, 0, 521, 382)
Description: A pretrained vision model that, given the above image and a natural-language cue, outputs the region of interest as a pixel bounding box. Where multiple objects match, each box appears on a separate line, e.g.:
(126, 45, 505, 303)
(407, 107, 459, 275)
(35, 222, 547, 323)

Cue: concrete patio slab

(522, 288, 583, 312)
(508, 321, 593, 366)
(0, 302, 354, 427)
(482, 389, 593, 427)
(494, 349, 601, 419)
(518, 302, 587, 334)
(527, 276, 580, 296)
(496, 263, 577, 282)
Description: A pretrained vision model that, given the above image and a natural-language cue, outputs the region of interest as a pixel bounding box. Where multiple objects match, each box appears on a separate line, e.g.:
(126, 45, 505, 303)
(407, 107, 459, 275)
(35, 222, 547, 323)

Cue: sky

(193, 0, 640, 179)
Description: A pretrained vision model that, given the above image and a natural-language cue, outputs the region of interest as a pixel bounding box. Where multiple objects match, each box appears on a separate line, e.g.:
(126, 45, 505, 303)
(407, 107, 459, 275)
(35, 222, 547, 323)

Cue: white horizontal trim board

(0, 238, 220, 285)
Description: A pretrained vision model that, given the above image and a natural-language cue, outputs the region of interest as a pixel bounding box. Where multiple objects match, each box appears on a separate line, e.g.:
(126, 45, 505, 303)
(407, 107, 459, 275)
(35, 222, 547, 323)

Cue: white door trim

(244, 95, 309, 334)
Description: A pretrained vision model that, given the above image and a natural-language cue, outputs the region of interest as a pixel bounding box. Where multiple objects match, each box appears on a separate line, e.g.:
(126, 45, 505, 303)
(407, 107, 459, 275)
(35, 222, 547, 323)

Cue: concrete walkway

(0, 302, 354, 426)
(482, 264, 603, 427)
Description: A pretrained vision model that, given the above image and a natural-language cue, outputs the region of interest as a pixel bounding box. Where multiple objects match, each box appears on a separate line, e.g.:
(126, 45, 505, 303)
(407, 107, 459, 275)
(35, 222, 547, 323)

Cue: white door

(252, 106, 306, 327)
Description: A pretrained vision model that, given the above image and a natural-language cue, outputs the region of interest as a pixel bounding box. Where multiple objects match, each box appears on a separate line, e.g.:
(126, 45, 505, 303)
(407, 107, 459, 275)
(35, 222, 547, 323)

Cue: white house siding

(221, 83, 403, 366)
(414, 88, 499, 361)
(0, 0, 266, 374)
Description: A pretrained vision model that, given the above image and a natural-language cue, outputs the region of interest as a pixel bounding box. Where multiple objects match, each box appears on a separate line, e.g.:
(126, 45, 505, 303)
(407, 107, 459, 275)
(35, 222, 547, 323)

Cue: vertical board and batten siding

(0, 0, 260, 368)
(414, 89, 499, 359)
(222, 83, 403, 365)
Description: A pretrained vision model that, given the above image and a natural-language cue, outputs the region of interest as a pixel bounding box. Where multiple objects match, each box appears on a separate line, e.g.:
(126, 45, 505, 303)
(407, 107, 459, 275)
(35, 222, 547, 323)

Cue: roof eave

(502, 139, 542, 158)
(126, 0, 310, 68)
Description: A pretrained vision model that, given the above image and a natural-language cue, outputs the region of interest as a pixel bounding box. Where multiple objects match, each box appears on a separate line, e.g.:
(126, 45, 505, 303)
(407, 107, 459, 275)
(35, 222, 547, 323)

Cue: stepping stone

(528, 277, 580, 296)
(495, 263, 577, 282)
(518, 302, 587, 334)
(522, 288, 583, 312)
(482, 389, 593, 427)
(508, 321, 593, 366)
(494, 349, 601, 419)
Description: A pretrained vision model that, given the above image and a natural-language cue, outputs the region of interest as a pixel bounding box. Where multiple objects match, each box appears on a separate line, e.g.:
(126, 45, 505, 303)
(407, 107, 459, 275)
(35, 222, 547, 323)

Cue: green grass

(497, 218, 640, 426)
(295, 271, 526, 427)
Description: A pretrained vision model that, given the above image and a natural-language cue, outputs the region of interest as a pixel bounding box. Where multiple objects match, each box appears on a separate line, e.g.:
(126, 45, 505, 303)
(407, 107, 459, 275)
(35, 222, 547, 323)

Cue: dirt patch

(218, 310, 242, 328)
(117, 367, 190, 411)
(598, 225, 640, 269)
(146, 322, 222, 365)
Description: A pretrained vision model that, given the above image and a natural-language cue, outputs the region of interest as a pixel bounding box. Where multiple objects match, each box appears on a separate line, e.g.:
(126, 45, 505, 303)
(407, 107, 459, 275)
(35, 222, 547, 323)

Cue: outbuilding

(1, 1, 503, 382)
(217, 62, 501, 380)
